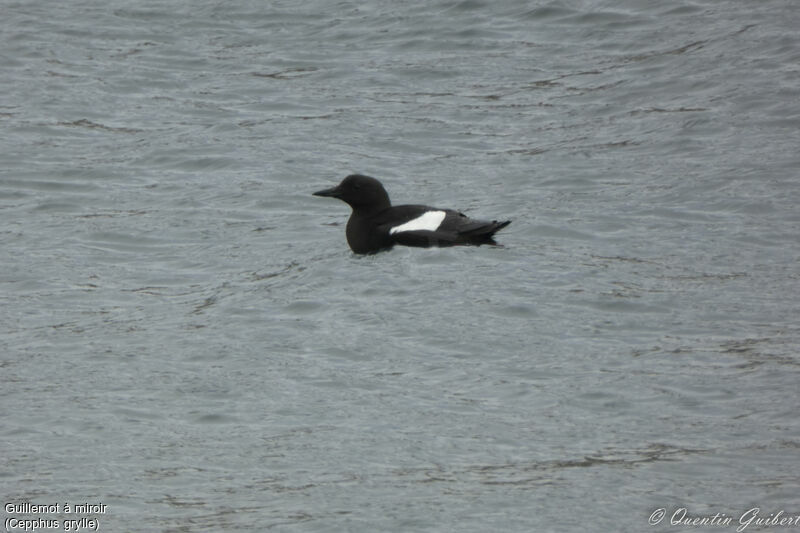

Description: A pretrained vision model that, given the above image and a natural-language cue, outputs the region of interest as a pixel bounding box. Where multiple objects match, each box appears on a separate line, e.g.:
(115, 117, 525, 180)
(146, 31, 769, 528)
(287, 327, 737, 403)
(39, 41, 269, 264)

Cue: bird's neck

(353, 197, 390, 216)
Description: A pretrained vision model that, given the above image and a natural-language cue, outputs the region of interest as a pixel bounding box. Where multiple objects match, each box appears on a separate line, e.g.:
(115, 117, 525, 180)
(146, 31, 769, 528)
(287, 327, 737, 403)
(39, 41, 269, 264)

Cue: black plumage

(314, 174, 511, 254)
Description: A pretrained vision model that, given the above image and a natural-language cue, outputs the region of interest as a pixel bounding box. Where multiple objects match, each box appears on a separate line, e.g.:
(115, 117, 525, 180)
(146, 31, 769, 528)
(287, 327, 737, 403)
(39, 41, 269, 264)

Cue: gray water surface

(2, 1, 800, 531)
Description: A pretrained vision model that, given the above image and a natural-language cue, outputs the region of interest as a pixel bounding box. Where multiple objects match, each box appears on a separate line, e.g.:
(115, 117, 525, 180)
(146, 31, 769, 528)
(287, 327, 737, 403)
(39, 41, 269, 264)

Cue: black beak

(313, 185, 340, 198)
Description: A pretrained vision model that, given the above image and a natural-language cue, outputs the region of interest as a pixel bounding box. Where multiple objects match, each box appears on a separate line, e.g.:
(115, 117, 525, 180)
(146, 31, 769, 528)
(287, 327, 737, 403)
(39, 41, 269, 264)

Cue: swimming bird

(313, 174, 511, 254)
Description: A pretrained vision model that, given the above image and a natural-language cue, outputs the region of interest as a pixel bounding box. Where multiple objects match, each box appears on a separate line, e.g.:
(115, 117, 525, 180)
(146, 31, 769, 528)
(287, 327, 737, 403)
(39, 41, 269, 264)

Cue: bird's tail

(460, 220, 511, 245)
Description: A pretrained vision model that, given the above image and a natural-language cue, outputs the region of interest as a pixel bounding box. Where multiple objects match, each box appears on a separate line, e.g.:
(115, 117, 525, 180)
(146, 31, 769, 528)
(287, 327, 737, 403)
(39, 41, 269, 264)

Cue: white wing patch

(389, 210, 446, 235)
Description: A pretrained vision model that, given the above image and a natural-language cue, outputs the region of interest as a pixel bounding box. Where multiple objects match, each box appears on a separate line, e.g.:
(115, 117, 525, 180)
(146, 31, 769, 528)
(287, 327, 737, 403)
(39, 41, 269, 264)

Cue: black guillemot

(313, 174, 511, 254)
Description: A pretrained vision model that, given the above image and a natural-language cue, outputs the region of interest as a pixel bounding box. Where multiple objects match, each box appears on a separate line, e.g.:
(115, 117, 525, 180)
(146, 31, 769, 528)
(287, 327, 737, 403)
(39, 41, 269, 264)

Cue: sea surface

(2, 1, 799, 531)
